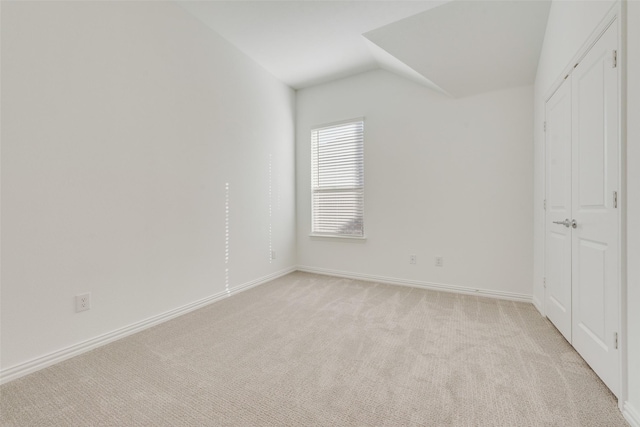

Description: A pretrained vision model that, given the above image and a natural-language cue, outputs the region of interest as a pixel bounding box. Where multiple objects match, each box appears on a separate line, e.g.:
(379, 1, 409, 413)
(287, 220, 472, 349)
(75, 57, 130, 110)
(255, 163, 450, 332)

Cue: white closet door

(571, 21, 619, 397)
(545, 78, 573, 342)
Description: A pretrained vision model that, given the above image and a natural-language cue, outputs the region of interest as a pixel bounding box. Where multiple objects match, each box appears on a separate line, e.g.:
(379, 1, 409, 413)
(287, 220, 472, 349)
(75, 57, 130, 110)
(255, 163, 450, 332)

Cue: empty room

(1, 0, 639, 425)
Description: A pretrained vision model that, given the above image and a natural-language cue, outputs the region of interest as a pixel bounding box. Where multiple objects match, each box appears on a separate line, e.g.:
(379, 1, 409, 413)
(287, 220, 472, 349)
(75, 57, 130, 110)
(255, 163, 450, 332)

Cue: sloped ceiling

(364, 1, 551, 97)
(179, 0, 551, 98)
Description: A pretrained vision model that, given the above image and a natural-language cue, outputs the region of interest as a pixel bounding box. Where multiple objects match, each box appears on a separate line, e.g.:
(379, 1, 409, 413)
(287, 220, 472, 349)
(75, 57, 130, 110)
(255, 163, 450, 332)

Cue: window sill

(309, 234, 367, 242)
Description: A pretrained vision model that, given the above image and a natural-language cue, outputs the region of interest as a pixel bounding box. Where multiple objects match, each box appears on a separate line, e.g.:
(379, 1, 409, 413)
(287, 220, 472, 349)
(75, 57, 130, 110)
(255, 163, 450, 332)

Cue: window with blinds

(311, 119, 364, 237)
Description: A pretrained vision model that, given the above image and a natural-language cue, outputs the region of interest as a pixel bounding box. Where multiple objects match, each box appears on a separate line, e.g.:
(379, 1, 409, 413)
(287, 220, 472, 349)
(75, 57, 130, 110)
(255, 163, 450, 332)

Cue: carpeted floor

(0, 272, 628, 426)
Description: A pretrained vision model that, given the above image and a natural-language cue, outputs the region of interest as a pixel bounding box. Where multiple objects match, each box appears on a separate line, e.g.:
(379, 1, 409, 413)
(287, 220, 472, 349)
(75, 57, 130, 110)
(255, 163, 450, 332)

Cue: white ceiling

(364, 1, 552, 97)
(179, 0, 551, 97)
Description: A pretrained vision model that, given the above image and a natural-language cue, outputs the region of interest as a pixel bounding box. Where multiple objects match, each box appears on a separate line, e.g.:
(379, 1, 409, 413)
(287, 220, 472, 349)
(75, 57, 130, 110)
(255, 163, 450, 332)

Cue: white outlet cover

(76, 293, 91, 312)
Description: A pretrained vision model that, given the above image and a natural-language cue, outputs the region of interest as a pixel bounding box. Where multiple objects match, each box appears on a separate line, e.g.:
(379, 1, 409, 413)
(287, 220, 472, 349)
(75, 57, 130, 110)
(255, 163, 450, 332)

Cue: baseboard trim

(296, 266, 533, 303)
(0, 266, 296, 385)
(624, 402, 640, 427)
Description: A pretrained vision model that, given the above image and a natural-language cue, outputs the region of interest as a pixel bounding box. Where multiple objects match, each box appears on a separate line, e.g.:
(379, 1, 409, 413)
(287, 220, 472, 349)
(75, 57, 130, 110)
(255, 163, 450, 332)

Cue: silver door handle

(553, 219, 571, 227)
(553, 219, 577, 228)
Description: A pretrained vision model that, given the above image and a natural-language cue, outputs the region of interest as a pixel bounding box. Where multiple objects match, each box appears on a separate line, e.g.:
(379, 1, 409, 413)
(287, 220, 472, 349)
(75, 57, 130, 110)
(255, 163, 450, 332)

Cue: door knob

(552, 219, 577, 228)
(553, 219, 572, 227)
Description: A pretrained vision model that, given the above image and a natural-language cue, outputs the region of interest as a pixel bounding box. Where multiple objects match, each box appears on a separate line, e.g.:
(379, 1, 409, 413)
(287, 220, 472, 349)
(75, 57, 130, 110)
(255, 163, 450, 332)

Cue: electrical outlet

(410, 254, 417, 265)
(271, 250, 276, 260)
(76, 293, 91, 312)
(435, 256, 444, 267)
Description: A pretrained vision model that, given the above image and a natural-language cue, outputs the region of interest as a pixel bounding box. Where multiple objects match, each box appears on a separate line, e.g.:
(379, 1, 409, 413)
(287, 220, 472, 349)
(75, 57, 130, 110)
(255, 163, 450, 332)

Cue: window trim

(310, 117, 365, 239)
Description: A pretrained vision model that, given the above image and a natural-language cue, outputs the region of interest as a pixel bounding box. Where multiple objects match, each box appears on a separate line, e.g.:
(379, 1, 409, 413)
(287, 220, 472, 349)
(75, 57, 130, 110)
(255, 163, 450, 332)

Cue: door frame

(542, 0, 626, 408)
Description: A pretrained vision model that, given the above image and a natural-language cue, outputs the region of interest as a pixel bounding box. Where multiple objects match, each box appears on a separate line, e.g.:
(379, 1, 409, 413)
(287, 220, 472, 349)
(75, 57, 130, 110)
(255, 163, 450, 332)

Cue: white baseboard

(296, 266, 533, 303)
(624, 402, 640, 427)
(0, 266, 296, 385)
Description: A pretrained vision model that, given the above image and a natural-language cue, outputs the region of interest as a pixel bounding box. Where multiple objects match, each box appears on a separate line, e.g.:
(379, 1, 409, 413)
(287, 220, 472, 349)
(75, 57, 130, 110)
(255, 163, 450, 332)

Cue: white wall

(296, 70, 533, 300)
(626, 1, 640, 423)
(1, 2, 296, 373)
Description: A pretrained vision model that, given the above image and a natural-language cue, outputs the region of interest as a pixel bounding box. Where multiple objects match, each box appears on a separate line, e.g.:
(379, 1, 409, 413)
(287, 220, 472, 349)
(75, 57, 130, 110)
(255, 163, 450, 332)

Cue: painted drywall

(626, 1, 640, 423)
(296, 70, 534, 299)
(532, 0, 617, 313)
(1, 2, 295, 372)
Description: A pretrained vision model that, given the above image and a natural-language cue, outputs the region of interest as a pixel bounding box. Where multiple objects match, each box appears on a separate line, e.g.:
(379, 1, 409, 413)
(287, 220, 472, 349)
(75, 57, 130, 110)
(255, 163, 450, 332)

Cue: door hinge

(613, 50, 617, 68)
(543, 277, 546, 288)
(543, 199, 547, 210)
(614, 332, 618, 349)
(613, 191, 618, 208)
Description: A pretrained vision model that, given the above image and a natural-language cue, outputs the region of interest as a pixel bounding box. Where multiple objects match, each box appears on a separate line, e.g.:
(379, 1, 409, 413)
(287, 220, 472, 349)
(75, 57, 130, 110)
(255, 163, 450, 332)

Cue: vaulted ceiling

(179, 0, 551, 98)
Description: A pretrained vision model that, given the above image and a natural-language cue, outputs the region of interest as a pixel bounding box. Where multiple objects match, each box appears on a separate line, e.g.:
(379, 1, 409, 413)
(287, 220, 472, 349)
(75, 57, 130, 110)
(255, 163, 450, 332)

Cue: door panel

(547, 230, 571, 320)
(571, 21, 619, 397)
(545, 77, 572, 341)
(576, 238, 607, 344)
(576, 56, 607, 208)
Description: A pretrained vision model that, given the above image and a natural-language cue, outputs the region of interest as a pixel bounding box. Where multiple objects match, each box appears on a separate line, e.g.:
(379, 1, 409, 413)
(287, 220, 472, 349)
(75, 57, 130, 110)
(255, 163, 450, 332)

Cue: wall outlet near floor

(435, 256, 444, 267)
(270, 250, 276, 260)
(409, 254, 417, 264)
(76, 293, 91, 312)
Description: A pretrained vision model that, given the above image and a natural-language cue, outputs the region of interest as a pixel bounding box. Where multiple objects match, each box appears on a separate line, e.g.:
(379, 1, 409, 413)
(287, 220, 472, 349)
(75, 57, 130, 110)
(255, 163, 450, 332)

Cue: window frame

(309, 118, 365, 239)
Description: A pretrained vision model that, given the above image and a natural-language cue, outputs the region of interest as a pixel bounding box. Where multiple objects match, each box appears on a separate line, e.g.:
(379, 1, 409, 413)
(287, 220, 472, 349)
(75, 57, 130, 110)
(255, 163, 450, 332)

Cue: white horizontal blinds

(311, 120, 364, 237)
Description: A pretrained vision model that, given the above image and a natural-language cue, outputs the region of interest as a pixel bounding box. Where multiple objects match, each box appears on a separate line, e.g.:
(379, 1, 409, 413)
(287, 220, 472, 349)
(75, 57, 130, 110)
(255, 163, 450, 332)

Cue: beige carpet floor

(0, 272, 628, 426)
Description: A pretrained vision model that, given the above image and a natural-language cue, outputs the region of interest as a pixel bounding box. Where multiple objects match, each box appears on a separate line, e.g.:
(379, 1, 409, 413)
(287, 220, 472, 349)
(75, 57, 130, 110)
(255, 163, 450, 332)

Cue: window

(311, 119, 364, 238)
